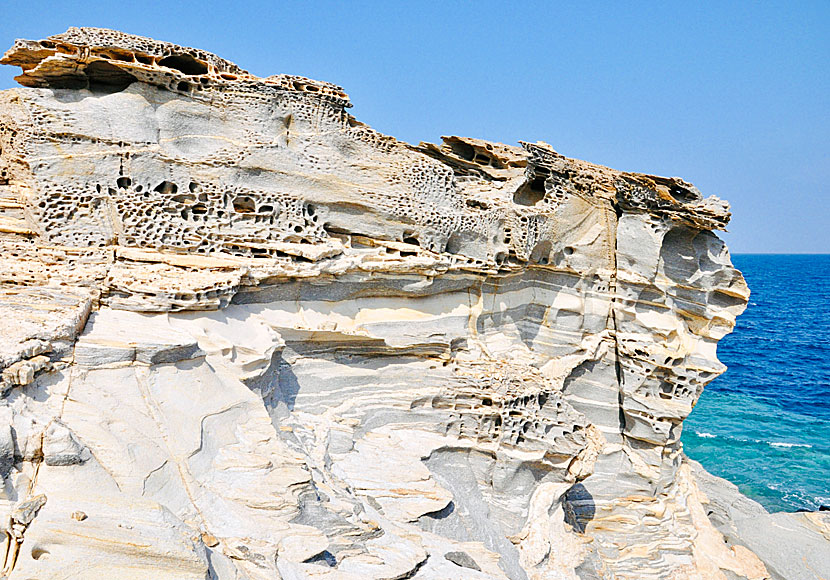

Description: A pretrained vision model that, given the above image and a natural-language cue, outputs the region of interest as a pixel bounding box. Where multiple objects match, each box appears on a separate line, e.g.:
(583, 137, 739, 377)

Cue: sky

(1, 1, 827, 253)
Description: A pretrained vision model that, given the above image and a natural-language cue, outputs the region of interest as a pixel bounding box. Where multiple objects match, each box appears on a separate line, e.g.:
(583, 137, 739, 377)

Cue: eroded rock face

(0, 28, 765, 579)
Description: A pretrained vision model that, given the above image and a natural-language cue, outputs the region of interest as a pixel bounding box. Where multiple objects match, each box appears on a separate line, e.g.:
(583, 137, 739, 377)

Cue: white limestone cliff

(0, 27, 817, 580)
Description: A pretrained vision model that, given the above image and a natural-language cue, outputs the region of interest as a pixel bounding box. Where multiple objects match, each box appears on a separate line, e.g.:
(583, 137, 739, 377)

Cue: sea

(682, 254, 830, 512)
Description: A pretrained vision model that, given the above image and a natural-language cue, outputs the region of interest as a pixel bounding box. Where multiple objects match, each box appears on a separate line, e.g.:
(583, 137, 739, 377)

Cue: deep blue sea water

(682, 254, 830, 512)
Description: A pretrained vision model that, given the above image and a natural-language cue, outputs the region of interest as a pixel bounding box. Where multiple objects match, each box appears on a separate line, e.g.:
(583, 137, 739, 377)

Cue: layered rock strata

(0, 27, 790, 579)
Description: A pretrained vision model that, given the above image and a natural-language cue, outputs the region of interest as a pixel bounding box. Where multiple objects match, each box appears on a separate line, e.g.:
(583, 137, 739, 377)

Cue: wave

(691, 430, 813, 449)
(781, 491, 830, 511)
(762, 481, 830, 512)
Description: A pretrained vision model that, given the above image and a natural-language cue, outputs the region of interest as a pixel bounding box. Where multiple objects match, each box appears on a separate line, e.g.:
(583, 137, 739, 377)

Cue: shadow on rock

(563, 482, 595, 534)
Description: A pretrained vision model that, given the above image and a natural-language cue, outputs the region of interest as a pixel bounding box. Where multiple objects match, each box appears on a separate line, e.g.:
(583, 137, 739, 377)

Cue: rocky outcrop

(0, 27, 792, 579)
(689, 460, 830, 580)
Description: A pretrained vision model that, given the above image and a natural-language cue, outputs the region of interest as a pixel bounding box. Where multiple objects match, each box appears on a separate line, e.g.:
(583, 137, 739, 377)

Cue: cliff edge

(0, 27, 820, 580)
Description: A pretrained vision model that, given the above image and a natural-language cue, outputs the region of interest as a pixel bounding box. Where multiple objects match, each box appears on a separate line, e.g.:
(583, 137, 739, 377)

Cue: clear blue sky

(1, 1, 827, 253)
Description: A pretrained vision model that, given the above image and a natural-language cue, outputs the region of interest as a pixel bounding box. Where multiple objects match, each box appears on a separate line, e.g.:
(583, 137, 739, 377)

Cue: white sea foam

(692, 430, 813, 449)
(769, 441, 812, 449)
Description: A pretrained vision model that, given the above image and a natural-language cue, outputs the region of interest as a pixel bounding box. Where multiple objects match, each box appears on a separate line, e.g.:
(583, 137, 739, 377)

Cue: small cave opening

(513, 174, 547, 206)
(402, 234, 420, 247)
(158, 53, 208, 76)
(449, 141, 475, 162)
(154, 181, 178, 195)
(84, 60, 137, 93)
(232, 196, 256, 214)
(668, 186, 696, 203)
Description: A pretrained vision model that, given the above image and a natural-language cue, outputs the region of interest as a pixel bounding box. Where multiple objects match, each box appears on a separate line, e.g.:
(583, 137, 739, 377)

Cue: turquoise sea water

(682, 254, 830, 512)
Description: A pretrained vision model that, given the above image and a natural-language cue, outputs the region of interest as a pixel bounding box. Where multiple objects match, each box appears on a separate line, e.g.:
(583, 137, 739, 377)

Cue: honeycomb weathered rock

(0, 28, 784, 580)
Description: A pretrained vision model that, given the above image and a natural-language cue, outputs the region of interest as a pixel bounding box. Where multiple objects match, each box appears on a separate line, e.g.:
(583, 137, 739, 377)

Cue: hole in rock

(31, 547, 49, 560)
(449, 141, 475, 161)
(322, 223, 352, 236)
(158, 54, 208, 76)
(563, 483, 595, 533)
(84, 60, 137, 93)
(154, 181, 178, 195)
(465, 199, 490, 210)
(668, 186, 696, 203)
(116, 177, 131, 189)
(513, 174, 547, 206)
(232, 197, 256, 213)
(101, 49, 134, 62)
(304, 550, 337, 567)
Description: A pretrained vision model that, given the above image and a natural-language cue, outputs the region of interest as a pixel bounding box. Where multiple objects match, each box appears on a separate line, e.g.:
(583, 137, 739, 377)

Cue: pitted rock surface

(0, 27, 790, 580)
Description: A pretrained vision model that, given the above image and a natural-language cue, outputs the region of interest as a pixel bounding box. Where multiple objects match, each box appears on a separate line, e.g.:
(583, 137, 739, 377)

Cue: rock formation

(0, 27, 822, 580)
